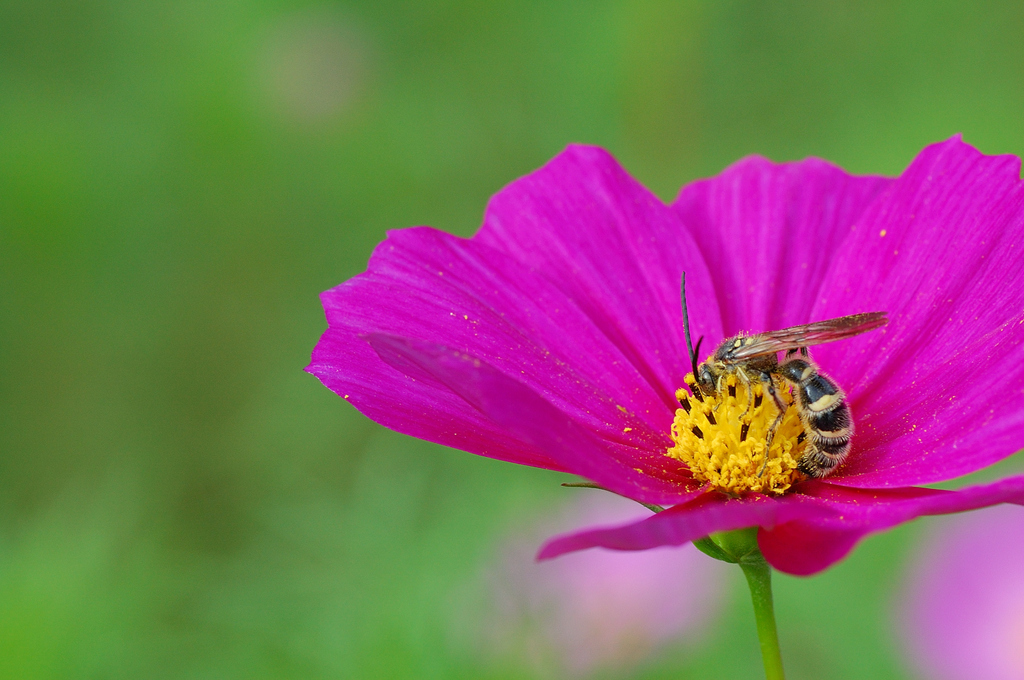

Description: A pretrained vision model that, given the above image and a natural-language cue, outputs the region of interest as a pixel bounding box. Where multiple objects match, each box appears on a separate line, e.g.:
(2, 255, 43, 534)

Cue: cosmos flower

(900, 504, 1024, 680)
(468, 493, 726, 678)
(308, 135, 1024, 576)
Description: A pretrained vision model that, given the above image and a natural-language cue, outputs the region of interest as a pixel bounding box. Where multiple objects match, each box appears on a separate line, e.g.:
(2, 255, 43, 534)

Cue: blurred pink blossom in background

(471, 493, 728, 677)
(900, 504, 1024, 680)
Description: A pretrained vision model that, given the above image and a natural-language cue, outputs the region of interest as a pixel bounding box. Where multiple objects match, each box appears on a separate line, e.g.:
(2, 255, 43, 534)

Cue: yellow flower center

(666, 374, 807, 495)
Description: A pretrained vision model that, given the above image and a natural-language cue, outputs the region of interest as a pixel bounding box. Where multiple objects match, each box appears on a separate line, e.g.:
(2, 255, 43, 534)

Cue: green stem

(565, 484, 788, 678)
(739, 559, 786, 680)
(699, 529, 786, 679)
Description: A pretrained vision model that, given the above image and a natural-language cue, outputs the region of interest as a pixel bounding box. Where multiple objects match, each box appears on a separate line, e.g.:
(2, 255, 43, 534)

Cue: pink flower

(900, 505, 1024, 680)
(471, 494, 726, 677)
(308, 136, 1024, 575)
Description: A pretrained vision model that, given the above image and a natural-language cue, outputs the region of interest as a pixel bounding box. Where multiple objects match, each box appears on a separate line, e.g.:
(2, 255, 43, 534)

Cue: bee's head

(695, 361, 718, 397)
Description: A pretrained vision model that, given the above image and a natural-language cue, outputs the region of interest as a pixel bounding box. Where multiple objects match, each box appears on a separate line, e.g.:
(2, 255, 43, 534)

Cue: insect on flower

(680, 274, 888, 480)
(309, 135, 1024, 577)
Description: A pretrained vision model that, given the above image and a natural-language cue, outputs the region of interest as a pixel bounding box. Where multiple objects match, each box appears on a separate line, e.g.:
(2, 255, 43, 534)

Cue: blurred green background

(2, 1, 1024, 678)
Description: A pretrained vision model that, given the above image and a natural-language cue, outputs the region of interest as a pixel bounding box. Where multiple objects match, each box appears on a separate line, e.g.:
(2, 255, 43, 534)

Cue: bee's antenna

(680, 273, 703, 394)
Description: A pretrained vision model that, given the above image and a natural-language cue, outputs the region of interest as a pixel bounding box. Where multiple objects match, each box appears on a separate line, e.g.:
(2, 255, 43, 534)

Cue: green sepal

(692, 527, 767, 566)
(560, 481, 665, 514)
(692, 536, 736, 562)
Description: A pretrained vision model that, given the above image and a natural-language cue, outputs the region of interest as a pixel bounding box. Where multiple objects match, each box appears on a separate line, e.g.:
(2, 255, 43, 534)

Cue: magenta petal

(310, 146, 727, 477)
(309, 225, 699, 472)
(368, 334, 702, 505)
(759, 476, 1024, 575)
(808, 137, 1024, 488)
(537, 491, 837, 560)
(539, 476, 1024, 575)
(673, 155, 892, 335)
(476, 144, 722, 404)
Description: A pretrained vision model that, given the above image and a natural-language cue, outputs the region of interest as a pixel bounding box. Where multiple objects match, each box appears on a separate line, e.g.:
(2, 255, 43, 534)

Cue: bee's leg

(757, 375, 788, 477)
(785, 347, 809, 359)
(736, 367, 754, 418)
(712, 374, 726, 412)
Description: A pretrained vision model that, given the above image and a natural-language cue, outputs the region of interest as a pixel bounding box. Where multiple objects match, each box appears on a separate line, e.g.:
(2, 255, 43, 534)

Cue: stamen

(669, 375, 807, 495)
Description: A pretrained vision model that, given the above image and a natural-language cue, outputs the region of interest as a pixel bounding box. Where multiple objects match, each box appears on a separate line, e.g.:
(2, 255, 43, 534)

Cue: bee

(680, 275, 888, 479)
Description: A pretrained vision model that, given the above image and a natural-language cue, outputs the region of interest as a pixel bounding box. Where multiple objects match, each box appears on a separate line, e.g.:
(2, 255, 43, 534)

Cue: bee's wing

(728, 312, 889, 360)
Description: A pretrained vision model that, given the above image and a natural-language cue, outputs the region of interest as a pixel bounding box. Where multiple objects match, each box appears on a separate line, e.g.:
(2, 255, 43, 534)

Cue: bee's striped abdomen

(779, 359, 853, 478)
(800, 374, 841, 413)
